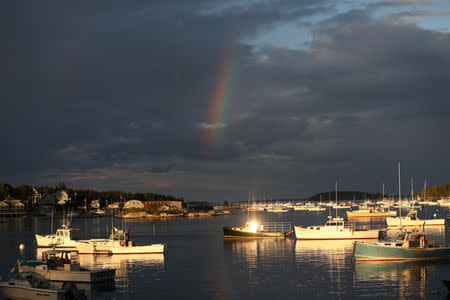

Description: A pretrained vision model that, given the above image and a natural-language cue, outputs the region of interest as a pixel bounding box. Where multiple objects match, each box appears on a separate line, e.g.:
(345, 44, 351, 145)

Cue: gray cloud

(1, 2, 450, 201)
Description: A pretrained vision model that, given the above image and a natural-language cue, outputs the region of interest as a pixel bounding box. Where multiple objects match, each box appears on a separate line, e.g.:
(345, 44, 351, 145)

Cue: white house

(54, 190, 71, 205)
(124, 200, 145, 210)
(90, 199, 100, 209)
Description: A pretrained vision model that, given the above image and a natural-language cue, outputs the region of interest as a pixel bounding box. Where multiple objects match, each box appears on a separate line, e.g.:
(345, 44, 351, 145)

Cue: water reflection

(354, 260, 450, 298)
(294, 240, 371, 297)
(225, 238, 293, 265)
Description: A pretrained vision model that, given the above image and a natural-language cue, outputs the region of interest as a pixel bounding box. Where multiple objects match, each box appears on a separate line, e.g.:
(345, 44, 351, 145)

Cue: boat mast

(335, 181, 338, 222)
(424, 179, 427, 201)
(51, 210, 53, 235)
(398, 162, 402, 228)
(411, 178, 414, 202)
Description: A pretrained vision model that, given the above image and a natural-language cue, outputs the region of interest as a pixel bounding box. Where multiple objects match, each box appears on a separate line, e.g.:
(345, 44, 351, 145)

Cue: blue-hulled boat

(354, 232, 450, 261)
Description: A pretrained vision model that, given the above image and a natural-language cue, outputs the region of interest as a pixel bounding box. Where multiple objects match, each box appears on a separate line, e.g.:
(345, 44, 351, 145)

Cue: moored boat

(354, 231, 450, 261)
(0, 270, 85, 300)
(75, 227, 165, 255)
(19, 250, 115, 283)
(294, 217, 383, 240)
(347, 209, 393, 218)
(385, 209, 446, 228)
(223, 221, 293, 238)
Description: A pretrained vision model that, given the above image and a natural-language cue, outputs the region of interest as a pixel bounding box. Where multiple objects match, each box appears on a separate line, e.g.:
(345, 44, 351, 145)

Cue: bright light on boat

(249, 221, 258, 233)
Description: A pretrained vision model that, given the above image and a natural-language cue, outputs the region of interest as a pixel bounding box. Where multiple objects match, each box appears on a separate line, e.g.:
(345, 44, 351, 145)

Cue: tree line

(0, 182, 184, 208)
(416, 182, 450, 199)
(308, 191, 381, 201)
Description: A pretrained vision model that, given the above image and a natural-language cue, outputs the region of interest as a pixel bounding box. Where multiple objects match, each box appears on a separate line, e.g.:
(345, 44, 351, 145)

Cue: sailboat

(294, 182, 382, 240)
(354, 162, 450, 261)
(386, 175, 445, 227)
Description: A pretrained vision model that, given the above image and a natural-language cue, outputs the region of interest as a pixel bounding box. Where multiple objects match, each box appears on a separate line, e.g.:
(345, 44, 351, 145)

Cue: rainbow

(204, 31, 240, 153)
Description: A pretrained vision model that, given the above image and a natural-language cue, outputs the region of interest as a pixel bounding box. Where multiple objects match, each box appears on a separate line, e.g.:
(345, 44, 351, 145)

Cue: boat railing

(260, 222, 292, 233)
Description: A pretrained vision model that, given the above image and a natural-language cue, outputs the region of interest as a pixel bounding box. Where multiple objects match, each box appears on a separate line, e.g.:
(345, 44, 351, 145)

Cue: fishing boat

(0, 270, 85, 300)
(354, 231, 450, 261)
(75, 227, 165, 255)
(294, 182, 384, 240)
(294, 216, 383, 240)
(354, 162, 450, 261)
(264, 204, 289, 213)
(35, 224, 79, 248)
(347, 208, 394, 218)
(385, 209, 445, 228)
(19, 250, 115, 283)
(223, 221, 293, 238)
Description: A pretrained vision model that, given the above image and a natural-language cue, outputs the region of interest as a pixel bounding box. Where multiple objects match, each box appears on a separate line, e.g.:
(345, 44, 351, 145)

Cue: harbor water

(0, 206, 449, 299)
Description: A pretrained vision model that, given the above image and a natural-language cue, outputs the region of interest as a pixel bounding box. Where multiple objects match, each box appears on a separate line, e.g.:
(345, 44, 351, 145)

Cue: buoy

(19, 244, 25, 250)
(433, 213, 437, 218)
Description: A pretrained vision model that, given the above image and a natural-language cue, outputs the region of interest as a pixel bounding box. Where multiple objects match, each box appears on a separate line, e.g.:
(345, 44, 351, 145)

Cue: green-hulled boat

(354, 232, 450, 261)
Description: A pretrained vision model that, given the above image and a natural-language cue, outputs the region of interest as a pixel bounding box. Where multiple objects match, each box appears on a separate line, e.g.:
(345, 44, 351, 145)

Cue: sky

(2, 0, 450, 203)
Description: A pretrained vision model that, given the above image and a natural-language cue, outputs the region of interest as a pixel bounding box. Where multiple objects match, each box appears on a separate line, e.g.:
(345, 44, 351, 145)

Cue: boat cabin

(41, 250, 81, 271)
(109, 227, 130, 242)
(307, 217, 355, 231)
(55, 225, 78, 240)
(406, 210, 418, 220)
(379, 232, 434, 248)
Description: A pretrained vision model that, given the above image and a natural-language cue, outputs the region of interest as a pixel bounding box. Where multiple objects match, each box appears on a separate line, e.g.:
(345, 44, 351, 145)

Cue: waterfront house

(0, 198, 25, 217)
(90, 199, 100, 209)
(54, 190, 71, 205)
(144, 200, 182, 210)
(124, 200, 145, 210)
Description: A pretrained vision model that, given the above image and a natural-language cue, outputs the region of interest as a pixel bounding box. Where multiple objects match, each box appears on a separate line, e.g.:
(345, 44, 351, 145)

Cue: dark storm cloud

(1, 1, 330, 178)
(2, 2, 450, 200)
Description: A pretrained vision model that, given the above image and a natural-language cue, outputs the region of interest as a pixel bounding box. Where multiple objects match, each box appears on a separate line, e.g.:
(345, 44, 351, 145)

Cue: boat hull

(0, 283, 65, 300)
(294, 226, 381, 240)
(19, 265, 115, 283)
(385, 217, 445, 227)
(223, 227, 289, 238)
(75, 241, 165, 255)
(347, 211, 391, 218)
(354, 242, 450, 261)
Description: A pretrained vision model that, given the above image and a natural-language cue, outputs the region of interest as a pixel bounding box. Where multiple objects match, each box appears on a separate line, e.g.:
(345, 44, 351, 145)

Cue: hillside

(415, 182, 450, 199)
(308, 191, 380, 201)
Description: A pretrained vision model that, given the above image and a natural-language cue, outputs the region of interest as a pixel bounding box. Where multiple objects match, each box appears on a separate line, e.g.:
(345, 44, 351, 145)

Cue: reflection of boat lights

(249, 221, 258, 233)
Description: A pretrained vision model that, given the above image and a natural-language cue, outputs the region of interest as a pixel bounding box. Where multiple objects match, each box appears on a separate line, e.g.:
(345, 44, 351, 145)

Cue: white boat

(75, 227, 165, 255)
(306, 206, 326, 212)
(0, 270, 85, 300)
(385, 209, 446, 228)
(438, 198, 450, 207)
(223, 221, 293, 238)
(294, 217, 382, 240)
(35, 225, 79, 248)
(265, 205, 289, 213)
(19, 250, 115, 283)
(347, 208, 394, 218)
(293, 204, 308, 211)
(294, 182, 383, 240)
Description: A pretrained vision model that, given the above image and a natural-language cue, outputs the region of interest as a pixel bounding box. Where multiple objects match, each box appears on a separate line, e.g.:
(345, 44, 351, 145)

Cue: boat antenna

(424, 179, 427, 201)
(51, 210, 53, 235)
